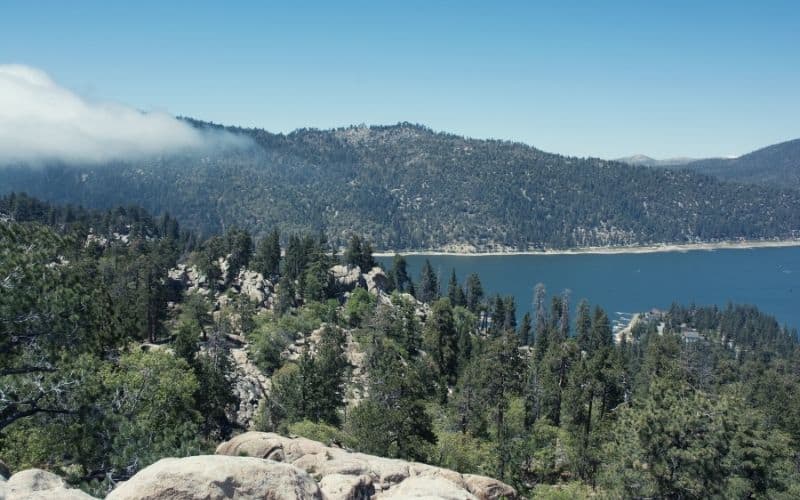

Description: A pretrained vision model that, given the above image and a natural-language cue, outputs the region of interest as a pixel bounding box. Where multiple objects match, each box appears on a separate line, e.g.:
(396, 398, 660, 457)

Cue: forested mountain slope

(671, 138, 800, 188)
(2, 121, 800, 250)
(3, 196, 800, 498)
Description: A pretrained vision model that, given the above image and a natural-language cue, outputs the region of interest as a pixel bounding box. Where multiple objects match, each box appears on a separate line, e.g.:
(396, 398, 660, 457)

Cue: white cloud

(0, 64, 242, 164)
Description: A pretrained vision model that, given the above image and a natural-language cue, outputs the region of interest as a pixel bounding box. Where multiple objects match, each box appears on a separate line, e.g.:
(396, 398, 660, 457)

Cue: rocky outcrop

(364, 267, 389, 295)
(6, 433, 515, 500)
(378, 476, 476, 499)
(216, 432, 517, 500)
(0, 468, 95, 499)
(174, 263, 275, 310)
(239, 269, 270, 305)
(331, 264, 365, 292)
(462, 474, 518, 500)
(229, 347, 271, 428)
(106, 455, 322, 500)
(0, 459, 9, 480)
(331, 265, 390, 298)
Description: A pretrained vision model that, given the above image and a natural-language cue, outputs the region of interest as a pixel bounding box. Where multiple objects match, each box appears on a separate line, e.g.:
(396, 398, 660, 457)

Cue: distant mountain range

(1, 121, 799, 251)
(617, 138, 800, 188)
(614, 155, 698, 167)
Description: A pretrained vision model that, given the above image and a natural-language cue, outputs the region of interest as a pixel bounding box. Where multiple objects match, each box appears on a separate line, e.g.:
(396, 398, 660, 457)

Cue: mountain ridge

(615, 137, 800, 188)
(1, 119, 800, 250)
(615, 154, 699, 167)
(676, 137, 800, 187)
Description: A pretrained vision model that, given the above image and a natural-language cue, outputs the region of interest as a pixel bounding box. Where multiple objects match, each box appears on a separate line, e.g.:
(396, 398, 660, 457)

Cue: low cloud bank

(0, 64, 243, 164)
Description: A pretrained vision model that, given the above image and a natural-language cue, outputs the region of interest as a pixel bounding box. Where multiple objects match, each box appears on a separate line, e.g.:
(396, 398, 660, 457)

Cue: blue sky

(2, 1, 798, 158)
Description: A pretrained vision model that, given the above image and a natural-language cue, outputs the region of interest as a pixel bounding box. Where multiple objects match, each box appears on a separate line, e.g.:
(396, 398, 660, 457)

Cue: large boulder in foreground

(216, 432, 517, 499)
(0, 468, 95, 499)
(106, 455, 322, 500)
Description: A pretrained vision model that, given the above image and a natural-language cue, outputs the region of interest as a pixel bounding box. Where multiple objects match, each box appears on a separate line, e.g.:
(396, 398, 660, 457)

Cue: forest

(2, 121, 800, 251)
(2, 193, 800, 498)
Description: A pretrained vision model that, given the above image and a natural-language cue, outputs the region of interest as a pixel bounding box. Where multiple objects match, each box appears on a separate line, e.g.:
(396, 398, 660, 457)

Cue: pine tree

(348, 341, 435, 461)
(224, 227, 253, 277)
(464, 273, 484, 312)
(276, 275, 296, 316)
(503, 296, 517, 332)
(282, 234, 308, 281)
(312, 325, 348, 425)
(533, 283, 547, 356)
(446, 269, 466, 307)
(253, 228, 281, 278)
(519, 312, 532, 345)
(424, 298, 459, 392)
(575, 299, 592, 352)
(482, 331, 523, 480)
(490, 295, 506, 337)
(344, 234, 364, 268)
(417, 259, 439, 303)
(388, 254, 411, 293)
(454, 306, 476, 372)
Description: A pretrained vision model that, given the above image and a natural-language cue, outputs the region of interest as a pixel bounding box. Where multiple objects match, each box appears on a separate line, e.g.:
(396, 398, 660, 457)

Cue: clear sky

(1, 0, 798, 159)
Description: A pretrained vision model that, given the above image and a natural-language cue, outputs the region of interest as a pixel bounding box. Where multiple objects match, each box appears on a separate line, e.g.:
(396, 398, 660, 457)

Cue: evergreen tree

(424, 298, 459, 392)
(447, 269, 466, 307)
(533, 283, 548, 357)
(464, 273, 484, 312)
(575, 299, 592, 352)
(348, 341, 436, 461)
(503, 296, 517, 332)
(312, 326, 348, 425)
(276, 275, 296, 316)
(490, 295, 506, 337)
(282, 234, 307, 281)
(483, 331, 523, 480)
(224, 227, 253, 277)
(344, 234, 376, 270)
(344, 234, 364, 269)
(252, 228, 281, 278)
(519, 312, 532, 346)
(453, 306, 476, 372)
(417, 259, 439, 303)
(194, 327, 237, 439)
(388, 254, 412, 293)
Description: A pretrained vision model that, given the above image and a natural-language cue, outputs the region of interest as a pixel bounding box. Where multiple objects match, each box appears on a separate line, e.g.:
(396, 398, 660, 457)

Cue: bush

(288, 420, 356, 448)
(344, 288, 376, 327)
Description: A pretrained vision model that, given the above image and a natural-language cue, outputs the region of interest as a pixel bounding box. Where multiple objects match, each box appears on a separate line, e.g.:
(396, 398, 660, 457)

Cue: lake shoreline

(373, 239, 800, 257)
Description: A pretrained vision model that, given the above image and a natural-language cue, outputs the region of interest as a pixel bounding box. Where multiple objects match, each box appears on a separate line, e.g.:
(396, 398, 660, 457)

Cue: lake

(377, 246, 800, 331)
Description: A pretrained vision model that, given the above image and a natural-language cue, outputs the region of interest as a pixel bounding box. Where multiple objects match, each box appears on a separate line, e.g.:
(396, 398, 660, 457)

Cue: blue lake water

(377, 247, 800, 331)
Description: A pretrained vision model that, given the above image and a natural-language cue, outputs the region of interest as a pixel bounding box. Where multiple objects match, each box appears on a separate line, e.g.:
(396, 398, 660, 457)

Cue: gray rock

(331, 265, 365, 292)
(106, 455, 321, 500)
(215, 431, 286, 461)
(239, 269, 268, 304)
(364, 267, 389, 295)
(319, 473, 375, 500)
(3, 468, 96, 499)
(215, 433, 516, 500)
(377, 476, 477, 499)
(462, 474, 518, 500)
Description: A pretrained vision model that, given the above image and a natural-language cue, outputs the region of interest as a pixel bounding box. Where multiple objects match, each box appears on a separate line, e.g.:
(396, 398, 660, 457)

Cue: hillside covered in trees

(2, 195, 800, 498)
(667, 138, 800, 189)
(2, 121, 800, 251)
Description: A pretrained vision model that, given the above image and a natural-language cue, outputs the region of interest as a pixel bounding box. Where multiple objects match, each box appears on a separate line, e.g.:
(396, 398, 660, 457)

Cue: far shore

(372, 239, 800, 257)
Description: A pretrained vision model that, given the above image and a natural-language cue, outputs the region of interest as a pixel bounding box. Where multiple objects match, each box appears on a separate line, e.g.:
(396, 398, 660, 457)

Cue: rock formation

(215, 432, 517, 500)
(106, 455, 323, 500)
(4, 432, 516, 499)
(0, 468, 95, 499)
